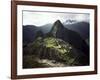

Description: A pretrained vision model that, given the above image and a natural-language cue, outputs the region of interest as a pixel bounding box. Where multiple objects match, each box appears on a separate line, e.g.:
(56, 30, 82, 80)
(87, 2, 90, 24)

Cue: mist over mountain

(64, 19, 77, 24)
(40, 24, 52, 34)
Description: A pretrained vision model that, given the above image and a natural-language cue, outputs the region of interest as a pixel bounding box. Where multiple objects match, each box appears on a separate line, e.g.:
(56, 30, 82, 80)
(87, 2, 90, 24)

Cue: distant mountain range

(23, 20, 89, 68)
(23, 21, 89, 44)
(64, 22, 89, 39)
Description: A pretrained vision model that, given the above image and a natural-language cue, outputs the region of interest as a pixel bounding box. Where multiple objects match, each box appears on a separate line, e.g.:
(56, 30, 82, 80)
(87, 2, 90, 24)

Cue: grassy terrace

(44, 37, 72, 54)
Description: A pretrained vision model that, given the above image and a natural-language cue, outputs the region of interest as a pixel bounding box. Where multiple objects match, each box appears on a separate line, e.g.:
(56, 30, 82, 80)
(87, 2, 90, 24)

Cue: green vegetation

(44, 37, 67, 54)
(31, 37, 75, 64)
(23, 36, 85, 68)
(32, 37, 73, 54)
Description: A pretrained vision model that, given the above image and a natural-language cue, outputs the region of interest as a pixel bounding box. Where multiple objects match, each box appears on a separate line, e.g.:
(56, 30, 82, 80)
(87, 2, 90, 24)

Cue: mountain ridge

(23, 20, 89, 68)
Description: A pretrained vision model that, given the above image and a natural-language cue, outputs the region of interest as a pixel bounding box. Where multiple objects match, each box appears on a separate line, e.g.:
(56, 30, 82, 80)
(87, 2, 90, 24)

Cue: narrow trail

(37, 59, 67, 67)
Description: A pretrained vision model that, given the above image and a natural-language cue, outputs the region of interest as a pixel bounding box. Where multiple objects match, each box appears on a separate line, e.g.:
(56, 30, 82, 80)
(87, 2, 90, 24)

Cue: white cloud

(23, 11, 89, 26)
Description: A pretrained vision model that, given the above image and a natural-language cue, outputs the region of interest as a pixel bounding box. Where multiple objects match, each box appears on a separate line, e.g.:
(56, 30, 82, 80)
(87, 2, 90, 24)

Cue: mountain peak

(50, 20, 64, 37)
(54, 20, 62, 24)
(53, 20, 63, 27)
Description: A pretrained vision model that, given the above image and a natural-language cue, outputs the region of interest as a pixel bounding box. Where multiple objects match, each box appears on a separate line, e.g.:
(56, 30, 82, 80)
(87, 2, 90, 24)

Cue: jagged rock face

(50, 20, 89, 58)
(50, 20, 65, 38)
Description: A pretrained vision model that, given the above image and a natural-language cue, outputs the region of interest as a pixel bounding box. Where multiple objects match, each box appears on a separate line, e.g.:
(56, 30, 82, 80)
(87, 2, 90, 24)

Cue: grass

(44, 37, 72, 54)
(23, 37, 78, 68)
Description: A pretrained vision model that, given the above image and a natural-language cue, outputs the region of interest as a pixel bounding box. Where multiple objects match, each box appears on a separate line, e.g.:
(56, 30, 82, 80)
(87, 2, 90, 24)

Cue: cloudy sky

(23, 11, 90, 26)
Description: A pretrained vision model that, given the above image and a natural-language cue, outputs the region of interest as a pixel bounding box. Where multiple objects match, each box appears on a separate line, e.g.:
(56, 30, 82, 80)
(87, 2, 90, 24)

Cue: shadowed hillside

(23, 20, 89, 68)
